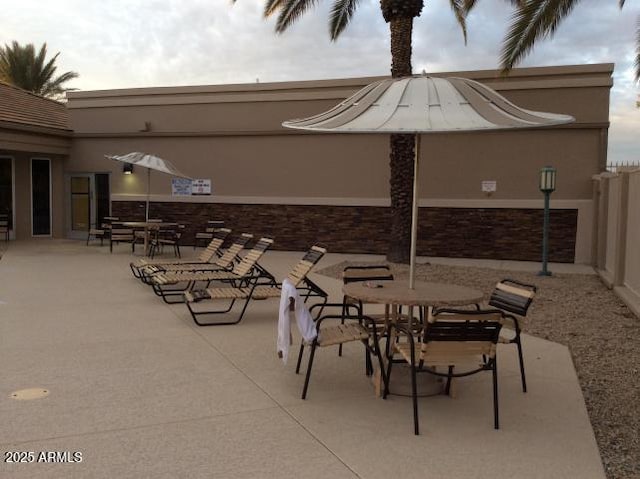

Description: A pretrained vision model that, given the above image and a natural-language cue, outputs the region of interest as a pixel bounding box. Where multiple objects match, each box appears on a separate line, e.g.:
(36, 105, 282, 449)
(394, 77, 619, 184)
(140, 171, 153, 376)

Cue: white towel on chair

(277, 278, 317, 364)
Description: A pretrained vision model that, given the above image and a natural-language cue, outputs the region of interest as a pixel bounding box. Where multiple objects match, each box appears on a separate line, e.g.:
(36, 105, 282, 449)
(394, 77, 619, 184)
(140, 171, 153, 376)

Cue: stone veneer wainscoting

(112, 201, 578, 262)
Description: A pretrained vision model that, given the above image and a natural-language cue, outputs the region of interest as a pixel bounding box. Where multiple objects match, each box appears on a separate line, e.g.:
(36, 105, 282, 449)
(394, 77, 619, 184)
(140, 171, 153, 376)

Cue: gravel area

(317, 260, 640, 479)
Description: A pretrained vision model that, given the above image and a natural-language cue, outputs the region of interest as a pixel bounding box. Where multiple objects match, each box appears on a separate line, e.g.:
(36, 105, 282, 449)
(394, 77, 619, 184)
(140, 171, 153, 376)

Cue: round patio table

(342, 280, 484, 397)
(343, 280, 484, 309)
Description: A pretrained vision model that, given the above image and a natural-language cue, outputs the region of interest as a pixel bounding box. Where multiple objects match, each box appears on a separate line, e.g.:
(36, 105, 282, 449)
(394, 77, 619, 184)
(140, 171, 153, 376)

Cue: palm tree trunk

(387, 17, 415, 263)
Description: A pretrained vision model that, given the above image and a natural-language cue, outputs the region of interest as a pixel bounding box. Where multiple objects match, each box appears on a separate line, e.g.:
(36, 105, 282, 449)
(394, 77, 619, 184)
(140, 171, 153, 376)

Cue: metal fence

(606, 161, 640, 173)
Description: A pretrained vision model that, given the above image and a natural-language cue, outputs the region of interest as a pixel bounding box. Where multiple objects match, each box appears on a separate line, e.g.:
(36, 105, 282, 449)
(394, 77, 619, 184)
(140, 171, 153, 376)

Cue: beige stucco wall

(69, 128, 601, 202)
(604, 175, 620, 276)
(64, 64, 613, 263)
(624, 171, 640, 297)
(593, 170, 640, 317)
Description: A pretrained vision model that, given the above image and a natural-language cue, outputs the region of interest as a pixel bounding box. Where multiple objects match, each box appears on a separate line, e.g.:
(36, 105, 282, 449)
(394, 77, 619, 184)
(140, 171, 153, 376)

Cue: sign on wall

(191, 179, 212, 195)
(172, 178, 193, 196)
(481, 180, 497, 193)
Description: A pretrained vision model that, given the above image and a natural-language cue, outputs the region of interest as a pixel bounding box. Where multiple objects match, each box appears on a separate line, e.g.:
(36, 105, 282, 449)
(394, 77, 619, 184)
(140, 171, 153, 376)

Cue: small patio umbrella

(283, 75, 574, 288)
(105, 152, 191, 221)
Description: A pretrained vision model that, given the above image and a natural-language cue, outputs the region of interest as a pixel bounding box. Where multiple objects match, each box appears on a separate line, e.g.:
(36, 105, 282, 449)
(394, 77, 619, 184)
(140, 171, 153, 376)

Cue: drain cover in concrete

(10, 388, 50, 400)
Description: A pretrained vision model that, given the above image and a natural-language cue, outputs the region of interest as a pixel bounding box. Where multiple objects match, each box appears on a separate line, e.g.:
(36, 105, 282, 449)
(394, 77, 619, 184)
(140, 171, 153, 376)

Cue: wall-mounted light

(123, 163, 134, 175)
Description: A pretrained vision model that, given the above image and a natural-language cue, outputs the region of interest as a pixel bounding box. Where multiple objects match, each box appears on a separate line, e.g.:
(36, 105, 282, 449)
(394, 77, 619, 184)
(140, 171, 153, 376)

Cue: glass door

(31, 158, 51, 236)
(67, 173, 111, 240)
(0, 156, 13, 238)
(69, 174, 93, 239)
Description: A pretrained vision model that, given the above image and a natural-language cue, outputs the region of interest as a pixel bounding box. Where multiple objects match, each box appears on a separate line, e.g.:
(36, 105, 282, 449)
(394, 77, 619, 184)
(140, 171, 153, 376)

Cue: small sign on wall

(172, 178, 193, 196)
(481, 180, 497, 193)
(191, 179, 212, 196)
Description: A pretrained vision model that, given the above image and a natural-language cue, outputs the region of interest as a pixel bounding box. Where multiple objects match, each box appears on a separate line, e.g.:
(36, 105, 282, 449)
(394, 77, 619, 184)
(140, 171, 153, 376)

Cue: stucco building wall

(64, 64, 614, 262)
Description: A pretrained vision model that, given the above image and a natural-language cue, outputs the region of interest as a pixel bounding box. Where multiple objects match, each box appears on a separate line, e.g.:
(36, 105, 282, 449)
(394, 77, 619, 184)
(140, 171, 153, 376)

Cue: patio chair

(130, 228, 232, 279)
(86, 216, 119, 246)
(488, 279, 536, 393)
(149, 224, 185, 258)
(131, 219, 163, 253)
(150, 237, 274, 304)
(183, 245, 327, 326)
(341, 265, 394, 359)
(298, 302, 387, 400)
(109, 227, 135, 253)
(384, 309, 505, 435)
(339, 265, 421, 375)
(435, 278, 536, 393)
(0, 214, 9, 241)
(194, 220, 224, 249)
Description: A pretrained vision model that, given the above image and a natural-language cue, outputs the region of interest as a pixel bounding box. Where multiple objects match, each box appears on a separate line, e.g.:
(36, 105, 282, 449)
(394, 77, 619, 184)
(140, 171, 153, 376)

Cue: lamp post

(539, 166, 557, 276)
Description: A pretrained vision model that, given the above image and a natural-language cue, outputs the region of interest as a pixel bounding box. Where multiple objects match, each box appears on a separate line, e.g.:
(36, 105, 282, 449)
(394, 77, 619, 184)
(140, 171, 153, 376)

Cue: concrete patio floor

(0, 240, 605, 478)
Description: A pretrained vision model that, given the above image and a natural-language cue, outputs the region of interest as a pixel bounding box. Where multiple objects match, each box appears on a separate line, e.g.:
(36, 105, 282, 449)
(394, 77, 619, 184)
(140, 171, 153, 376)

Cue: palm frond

(329, 0, 359, 40)
(0, 41, 78, 98)
(635, 17, 640, 81)
(264, 0, 286, 17)
(275, 0, 320, 32)
(500, 0, 581, 72)
(449, 0, 468, 44)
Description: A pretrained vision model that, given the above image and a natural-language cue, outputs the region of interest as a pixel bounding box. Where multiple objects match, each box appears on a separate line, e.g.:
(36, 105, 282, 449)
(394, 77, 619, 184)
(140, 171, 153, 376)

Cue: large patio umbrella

(105, 152, 191, 221)
(283, 75, 574, 288)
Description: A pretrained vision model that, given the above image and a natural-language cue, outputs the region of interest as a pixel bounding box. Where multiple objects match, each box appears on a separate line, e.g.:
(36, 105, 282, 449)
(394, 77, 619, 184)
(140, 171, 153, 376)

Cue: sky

(1, 0, 638, 164)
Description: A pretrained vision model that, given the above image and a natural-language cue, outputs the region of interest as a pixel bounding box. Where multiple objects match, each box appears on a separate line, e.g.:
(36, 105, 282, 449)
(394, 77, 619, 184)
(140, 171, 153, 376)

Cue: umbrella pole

(409, 134, 421, 290)
(146, 168, 150, 222)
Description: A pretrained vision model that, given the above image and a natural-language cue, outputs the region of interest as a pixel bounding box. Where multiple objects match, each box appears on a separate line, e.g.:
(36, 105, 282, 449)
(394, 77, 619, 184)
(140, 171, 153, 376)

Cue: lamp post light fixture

(123, 163, 134, 175)
(539, 166, 557, 276)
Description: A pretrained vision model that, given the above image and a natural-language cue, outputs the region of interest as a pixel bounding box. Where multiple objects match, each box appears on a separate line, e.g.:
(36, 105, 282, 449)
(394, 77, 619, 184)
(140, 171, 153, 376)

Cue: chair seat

(195, 232, 214, 239)
(89, 228, 105, 236)
(185, 285, 283, 303)
(394, 341, 493, 368)
(317, 323, 369, 347)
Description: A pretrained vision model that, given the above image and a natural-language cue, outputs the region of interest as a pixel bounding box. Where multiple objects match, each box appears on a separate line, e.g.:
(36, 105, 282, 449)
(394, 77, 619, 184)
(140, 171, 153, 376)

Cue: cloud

(1, 0, 638, 163)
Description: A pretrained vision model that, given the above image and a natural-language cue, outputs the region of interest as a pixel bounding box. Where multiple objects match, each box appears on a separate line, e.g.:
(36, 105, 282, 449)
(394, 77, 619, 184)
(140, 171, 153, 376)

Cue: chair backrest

(488, 279, 536, 317)
(422, 312, 504, 359)
(342, 265, 394, 284)
(198, 228, 231, 262)
(204, 220, 225, 233)
(213, 233, 253, 268)
(111, 228, 134, 239)
(287, 245, 327, 286)
(101, 216, 119, 228)
(232, 237, 274, 277)
(147, 218, 163, 223)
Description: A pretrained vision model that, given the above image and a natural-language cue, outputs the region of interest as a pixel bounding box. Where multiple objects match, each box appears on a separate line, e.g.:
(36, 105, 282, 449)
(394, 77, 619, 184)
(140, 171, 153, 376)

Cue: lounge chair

(130, 228, 234, 280)
(138, 233, 252, 286)
(150, 237, 274, 304)
(194, 220, 224, 249)
(184, 245, 328, 326)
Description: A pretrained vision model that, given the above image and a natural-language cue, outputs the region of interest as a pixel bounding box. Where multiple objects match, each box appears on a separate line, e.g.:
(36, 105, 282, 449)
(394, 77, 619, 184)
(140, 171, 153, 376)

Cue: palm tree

(499, 0, 640, 81)
(244, 0, 480, 263)
(0, 41, 78, 100)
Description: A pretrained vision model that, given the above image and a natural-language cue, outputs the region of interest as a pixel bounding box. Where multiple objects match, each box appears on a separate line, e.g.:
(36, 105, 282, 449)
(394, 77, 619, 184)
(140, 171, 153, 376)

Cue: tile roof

(0, 81, 70, 132)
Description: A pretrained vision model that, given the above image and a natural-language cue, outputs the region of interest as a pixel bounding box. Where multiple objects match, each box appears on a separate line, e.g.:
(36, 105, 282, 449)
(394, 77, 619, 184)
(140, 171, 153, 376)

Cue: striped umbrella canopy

(105, 152, 191, 221)
(283, 75, 575, 287)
